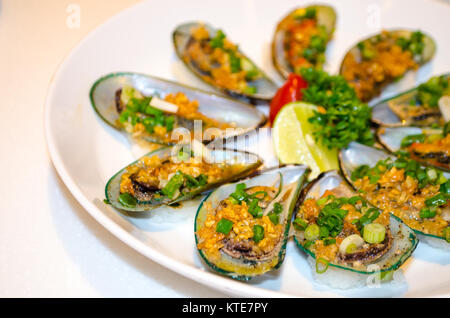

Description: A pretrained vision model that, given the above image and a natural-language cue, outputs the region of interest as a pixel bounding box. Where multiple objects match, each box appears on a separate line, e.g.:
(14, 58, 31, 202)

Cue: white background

(0, 0, 225, 297)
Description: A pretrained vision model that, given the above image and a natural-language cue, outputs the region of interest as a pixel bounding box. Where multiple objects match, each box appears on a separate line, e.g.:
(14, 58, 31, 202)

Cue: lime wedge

(272, 102, 338, 179)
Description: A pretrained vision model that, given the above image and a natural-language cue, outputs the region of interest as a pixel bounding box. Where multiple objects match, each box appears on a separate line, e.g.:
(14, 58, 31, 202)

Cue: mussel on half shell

(105, 144, 263, 212)
(195, 165, 309, 280)
(272, 4, 336, 79)
(340, 30, 436, 103)
(339, 142, 450, 248)
(372, 73, 449, 127)
(173, 22, 278, 103)
(377, 126, 450, 172)
(90, 72, 266, 145)
(292, 170, 418, 277)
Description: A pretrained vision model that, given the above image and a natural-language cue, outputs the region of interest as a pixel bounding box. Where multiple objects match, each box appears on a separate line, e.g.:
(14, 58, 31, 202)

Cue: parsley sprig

(300, 68, 375, 149)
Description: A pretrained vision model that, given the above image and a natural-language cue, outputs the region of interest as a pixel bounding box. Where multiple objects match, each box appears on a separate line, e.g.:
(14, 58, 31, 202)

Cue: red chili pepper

(269, 73, 308, 125)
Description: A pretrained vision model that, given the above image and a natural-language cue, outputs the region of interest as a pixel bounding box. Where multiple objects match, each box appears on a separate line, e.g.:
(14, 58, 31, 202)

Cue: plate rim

(43, 0, 450, 298)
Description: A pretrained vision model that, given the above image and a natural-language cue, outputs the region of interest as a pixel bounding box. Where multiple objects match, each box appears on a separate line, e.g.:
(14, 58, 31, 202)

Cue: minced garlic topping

(355, 168, 448, 237)
(197, 188, 283, 261)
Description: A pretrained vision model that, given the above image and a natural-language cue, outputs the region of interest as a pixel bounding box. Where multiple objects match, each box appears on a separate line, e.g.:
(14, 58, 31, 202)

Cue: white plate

(45, 0, 450, 297)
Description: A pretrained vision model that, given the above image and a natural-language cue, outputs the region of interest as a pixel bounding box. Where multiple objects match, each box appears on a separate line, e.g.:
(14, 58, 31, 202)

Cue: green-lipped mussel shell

(90, 72, 266, 145)
(376, 126, 450, 172)
(195, 165, 309, 280)
(172, 22, 278, 103)
(339, 29, 436, 103)
(292, 170, 418, 275)
(105, 146, 263, 212)
(372, 73, 449, 127)
(339, 142, 449, 243)
(272, 4, 336, 79)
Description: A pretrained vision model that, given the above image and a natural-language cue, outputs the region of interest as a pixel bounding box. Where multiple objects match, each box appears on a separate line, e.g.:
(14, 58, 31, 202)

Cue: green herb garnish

(228, 51, 242, 73)
(396, 31, 425, 57)
(352, 157, 447, 190)
(401, 134, 426, 148)
(210, 29, 226, 49)
(118, 192, 137, 208)
(300, 68, 375, 149)
(118, 87, 176, 134)
(414, 75, 449, 107)
(316, 198, 349, 237)
(293, 217, 308, 231)
(252, 225, 265, 243)
(216, 218, 233, 235)
(268, 202, 283, 225)
(419, 208, 437, 219)
(161, 171, 185, 199)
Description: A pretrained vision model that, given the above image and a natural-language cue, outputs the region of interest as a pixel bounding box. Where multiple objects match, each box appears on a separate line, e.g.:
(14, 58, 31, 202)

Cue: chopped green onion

(346, 243, 357, 253)
(230, 183, 248, 203)
(425, 193, 447, 207)
(339, 234, 364, 254)
(304, 240, 315, 249)
(438, 174, 448, 185)
(323, 238, 336, 246)
(444, 122, 450, 136)
(315, 258, 329, 274)
(440, 180, 450, 196)
(361, 46, 375, 60)
(228, 51, 241, 73)
(304, 224, 320, 241)
(177, 149, 191, 161)
(272, 202, 283, 214)
(304, 7, 316, 19)
(118, 192, 137, 208)
(316, 196, 329, 206)
(216, 218, 233, 235)
(443, 227, 450, 243)
(248, 198, 263, 218)
(243, 86, 257, 95)
(401, 134, 426, 148)
(363, 223, 386, 244)
(380, 270, 394, 282)
(210, 29, 225, 48)
(293, 218, 308, 231)
(426, 168, 438, 181)
(184, 174, 200, 188)
(161, 171, 184, 199)
(420, 208, 437, 219)
(317, 225, 328, 239)
(196, 174, 208, 186)
(348, 196, 363, 206)
(268, 212, 279, 225)
(353, 207, 380, 232)
(252, 225, 265, 243)
(268, 203, 283, 225)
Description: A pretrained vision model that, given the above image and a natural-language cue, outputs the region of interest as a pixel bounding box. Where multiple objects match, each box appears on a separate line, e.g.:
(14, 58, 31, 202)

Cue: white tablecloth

(0, 0, 225, 297)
